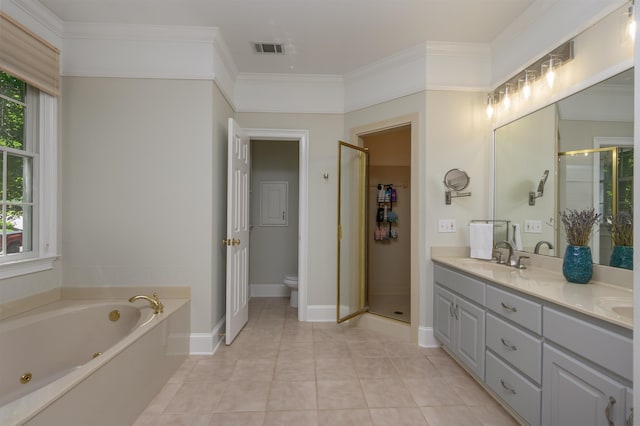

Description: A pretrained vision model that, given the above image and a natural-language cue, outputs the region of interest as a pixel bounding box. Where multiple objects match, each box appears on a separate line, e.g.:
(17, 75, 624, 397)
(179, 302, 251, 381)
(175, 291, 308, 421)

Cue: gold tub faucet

(128, 292, 164, 314)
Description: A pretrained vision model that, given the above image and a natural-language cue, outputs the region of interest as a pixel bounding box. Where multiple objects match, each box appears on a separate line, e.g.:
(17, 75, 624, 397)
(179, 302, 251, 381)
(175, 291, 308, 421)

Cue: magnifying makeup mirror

(444, 168, 472, 204)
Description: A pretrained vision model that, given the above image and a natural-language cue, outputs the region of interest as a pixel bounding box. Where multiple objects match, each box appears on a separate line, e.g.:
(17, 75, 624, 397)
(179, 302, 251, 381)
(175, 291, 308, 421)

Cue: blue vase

(562, 245, 593, 284)
(610, 246, 633, 270)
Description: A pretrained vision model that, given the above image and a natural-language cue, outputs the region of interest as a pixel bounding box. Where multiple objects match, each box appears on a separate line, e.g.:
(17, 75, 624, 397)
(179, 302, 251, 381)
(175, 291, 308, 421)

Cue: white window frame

(0, 88, 57, 279)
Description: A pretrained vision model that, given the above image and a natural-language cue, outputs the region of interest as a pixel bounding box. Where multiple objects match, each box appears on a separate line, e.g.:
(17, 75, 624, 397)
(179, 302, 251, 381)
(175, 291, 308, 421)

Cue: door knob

(222, 238, 241, 246)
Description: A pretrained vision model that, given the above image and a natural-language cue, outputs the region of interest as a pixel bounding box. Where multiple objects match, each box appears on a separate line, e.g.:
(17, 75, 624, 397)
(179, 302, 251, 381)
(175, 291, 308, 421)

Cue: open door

(337, 141, 369, 323)
(224, 118, 250, 345)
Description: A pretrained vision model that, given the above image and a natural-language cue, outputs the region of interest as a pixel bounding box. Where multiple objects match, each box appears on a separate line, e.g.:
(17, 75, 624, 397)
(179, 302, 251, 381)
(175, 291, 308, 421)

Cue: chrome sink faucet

(129, 292, 164, 314)
(534, 240, 554, 254)
(494, 240, 515, 266)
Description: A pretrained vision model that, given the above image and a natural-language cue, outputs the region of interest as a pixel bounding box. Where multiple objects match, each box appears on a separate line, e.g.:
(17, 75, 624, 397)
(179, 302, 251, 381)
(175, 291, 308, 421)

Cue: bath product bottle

(391, 186, 397, 202)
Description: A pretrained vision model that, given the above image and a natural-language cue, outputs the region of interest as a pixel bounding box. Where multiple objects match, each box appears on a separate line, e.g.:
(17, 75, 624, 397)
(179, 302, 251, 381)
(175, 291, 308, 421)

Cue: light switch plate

(524, 219, 542, 233)
(438, 219, 456, 233)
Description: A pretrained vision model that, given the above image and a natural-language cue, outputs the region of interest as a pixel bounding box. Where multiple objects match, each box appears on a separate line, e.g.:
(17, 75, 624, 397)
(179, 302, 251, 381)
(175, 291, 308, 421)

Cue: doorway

(362, 126, 411, 322)
(249, 140, 300, 305)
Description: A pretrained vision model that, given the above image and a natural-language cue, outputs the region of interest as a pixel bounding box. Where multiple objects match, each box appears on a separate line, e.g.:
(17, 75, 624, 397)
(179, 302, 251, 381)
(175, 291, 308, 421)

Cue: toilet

(283, 274, 298, 308)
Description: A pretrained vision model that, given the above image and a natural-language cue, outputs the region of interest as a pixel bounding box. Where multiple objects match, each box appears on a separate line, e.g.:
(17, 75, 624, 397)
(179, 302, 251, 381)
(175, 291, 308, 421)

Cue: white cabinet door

(543, 343, 627, 426)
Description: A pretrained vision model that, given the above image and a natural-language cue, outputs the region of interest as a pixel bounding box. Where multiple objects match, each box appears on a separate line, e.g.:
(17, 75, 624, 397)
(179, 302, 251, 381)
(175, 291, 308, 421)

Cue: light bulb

(523, 81, 531, 99)
(486, 96, 494, 119)
(545, 58, 556, 88)
(629, 7, 636, 41)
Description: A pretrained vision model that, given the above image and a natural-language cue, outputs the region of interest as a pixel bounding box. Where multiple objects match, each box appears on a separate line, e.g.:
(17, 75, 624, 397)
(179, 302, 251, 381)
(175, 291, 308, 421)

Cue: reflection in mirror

(494, 68, 633, 268)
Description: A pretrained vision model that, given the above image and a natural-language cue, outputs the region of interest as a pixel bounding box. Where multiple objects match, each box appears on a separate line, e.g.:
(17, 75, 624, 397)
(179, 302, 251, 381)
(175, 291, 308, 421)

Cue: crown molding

(2, 0, 63, 46)
(63, 21, 219, 42)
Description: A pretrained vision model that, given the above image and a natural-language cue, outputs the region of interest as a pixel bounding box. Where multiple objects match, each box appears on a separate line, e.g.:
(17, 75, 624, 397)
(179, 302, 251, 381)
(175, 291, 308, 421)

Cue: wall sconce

(486, 40, 573, 119)
(529, 170, 549, 205)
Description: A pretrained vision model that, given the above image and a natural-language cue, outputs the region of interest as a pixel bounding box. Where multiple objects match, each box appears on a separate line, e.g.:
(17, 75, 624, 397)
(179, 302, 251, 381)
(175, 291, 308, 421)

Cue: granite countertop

(432, 255, 632, 330)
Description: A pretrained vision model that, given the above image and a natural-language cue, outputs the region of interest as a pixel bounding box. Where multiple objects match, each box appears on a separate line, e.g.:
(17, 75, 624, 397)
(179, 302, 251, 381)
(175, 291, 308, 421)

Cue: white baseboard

(250, 283, 290, 297)
(190, 317, 225, 355)
(418, 326, 440, 348)
(306, 304, 336, 322)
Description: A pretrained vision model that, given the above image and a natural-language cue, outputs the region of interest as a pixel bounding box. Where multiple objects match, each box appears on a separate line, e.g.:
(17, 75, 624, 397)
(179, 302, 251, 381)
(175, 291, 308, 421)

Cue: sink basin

(611, 306, 633, 318)
(595, 297, 633, 320)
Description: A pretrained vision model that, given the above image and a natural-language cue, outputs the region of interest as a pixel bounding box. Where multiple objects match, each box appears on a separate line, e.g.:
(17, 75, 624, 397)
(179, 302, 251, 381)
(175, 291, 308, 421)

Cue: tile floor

(134, 297, 519, 425)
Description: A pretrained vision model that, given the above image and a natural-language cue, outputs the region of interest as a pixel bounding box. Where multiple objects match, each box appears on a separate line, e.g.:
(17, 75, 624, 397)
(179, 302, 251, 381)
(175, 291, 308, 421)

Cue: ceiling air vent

(252, 42, 285, 54)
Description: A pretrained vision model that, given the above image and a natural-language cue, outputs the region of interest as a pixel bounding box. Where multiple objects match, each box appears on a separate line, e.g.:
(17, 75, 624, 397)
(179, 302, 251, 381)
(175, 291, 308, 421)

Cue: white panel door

(225, 118, 250, 345)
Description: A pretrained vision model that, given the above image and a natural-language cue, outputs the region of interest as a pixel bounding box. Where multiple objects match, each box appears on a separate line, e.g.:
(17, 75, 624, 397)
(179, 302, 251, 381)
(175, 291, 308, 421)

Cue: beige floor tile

(163, 382, 226, 414)
(369, 407, 429, 426)
(155, 413, 213, 426)
(313, 340, 351, 358)
(360, 378, 416, 408)
(267, 380, 317, 410)
(216, 381, 271, 412)
(402, 377, 464, 407)
(274, 357, 316, 381)
(316, 380, 368, 410)
(446, 375, 496, 406)
(315, 357, 358, 380)
(390, 356, 439, 378)
(207, 411, 265, 426)
(229, 358, 276, 381)
(168, 357, 198, 383)
(263, 410, 319, 426)
(426, 353, 469, 376)
(385, 342, 429, 358)
(468, 403, 520, 426)
(348, 341, 388, 358)
(186, 358, 237, 382)
(353, 357, 399, 379)
(318, 408, 373, 425)
(420, 405, 482, 426)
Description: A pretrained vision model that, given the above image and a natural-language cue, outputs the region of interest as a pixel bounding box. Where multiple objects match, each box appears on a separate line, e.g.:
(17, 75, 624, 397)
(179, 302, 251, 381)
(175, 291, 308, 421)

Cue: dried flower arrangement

(610, 210, 633, 247)
(560, 208, 601, 246)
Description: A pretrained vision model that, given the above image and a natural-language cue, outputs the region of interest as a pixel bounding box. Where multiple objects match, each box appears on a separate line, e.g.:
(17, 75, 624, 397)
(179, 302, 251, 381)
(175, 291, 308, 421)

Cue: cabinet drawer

(486, 313, 542, 384)
(434, 264, 485, 306)
(486, 285, 541, 334)
(486, 350, 541, 426)
(543, 307, 632, 381)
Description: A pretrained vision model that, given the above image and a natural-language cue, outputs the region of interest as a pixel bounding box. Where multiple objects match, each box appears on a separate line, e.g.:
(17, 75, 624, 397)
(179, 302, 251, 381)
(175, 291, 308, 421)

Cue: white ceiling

(38, 0, 536, 75)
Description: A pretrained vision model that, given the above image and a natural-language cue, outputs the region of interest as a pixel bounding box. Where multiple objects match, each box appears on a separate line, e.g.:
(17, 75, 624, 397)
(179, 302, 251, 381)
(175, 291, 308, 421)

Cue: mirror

(494, 68, 634, 268)
(444, 168, 472, 204)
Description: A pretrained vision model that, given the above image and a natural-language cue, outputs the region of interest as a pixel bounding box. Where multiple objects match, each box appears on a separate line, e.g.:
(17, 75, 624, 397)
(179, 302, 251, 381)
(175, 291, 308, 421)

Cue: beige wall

(235, 112, 344, 306)
(250, 140, 299, 285)
(60, 77, 221, 333)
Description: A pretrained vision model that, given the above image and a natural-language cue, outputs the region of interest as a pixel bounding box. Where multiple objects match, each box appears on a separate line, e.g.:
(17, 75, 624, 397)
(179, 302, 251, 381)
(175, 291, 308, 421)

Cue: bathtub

(0, 298, 190, 426)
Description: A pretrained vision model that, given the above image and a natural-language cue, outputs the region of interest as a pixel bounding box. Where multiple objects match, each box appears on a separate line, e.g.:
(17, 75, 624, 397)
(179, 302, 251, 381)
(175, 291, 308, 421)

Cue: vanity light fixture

(486, 40, 573, 119)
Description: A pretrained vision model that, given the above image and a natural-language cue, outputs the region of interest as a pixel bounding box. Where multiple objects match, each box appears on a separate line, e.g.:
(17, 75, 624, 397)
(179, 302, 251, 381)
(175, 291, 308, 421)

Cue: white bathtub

(0, 298, 190, 426)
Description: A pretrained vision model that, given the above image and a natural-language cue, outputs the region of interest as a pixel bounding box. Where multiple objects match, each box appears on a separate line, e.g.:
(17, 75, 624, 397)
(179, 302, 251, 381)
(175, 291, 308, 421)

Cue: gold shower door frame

(337, 141, 369, 323)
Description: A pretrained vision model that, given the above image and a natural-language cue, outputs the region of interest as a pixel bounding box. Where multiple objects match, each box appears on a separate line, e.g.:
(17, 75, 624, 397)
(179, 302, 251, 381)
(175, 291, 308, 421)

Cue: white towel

(469, 223, 494, 260)
(513, 224, 523, 251)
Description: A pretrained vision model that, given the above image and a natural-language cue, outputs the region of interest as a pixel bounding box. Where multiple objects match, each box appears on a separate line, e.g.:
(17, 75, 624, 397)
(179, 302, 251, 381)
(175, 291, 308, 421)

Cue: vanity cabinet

(433, 265, 485, 379)
(432, 262, 633, 426)
(542, 306, 633, 426)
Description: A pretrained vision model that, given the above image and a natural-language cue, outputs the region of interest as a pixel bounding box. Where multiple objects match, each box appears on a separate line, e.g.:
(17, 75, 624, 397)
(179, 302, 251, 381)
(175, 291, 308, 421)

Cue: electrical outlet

(524, 219, 542, 233)
(438, 219, 456, 233)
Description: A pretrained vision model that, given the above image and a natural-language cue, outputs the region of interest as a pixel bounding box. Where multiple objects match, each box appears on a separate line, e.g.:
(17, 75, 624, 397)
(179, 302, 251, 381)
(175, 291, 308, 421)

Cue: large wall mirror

(494, 68, 633, 268)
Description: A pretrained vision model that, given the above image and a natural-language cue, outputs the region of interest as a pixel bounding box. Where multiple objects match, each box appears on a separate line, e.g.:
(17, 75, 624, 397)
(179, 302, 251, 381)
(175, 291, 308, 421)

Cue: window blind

(0, 12, 60, 97)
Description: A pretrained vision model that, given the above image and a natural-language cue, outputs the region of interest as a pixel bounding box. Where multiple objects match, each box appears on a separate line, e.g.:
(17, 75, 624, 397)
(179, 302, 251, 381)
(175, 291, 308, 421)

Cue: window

(0, 70, 56, 275)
